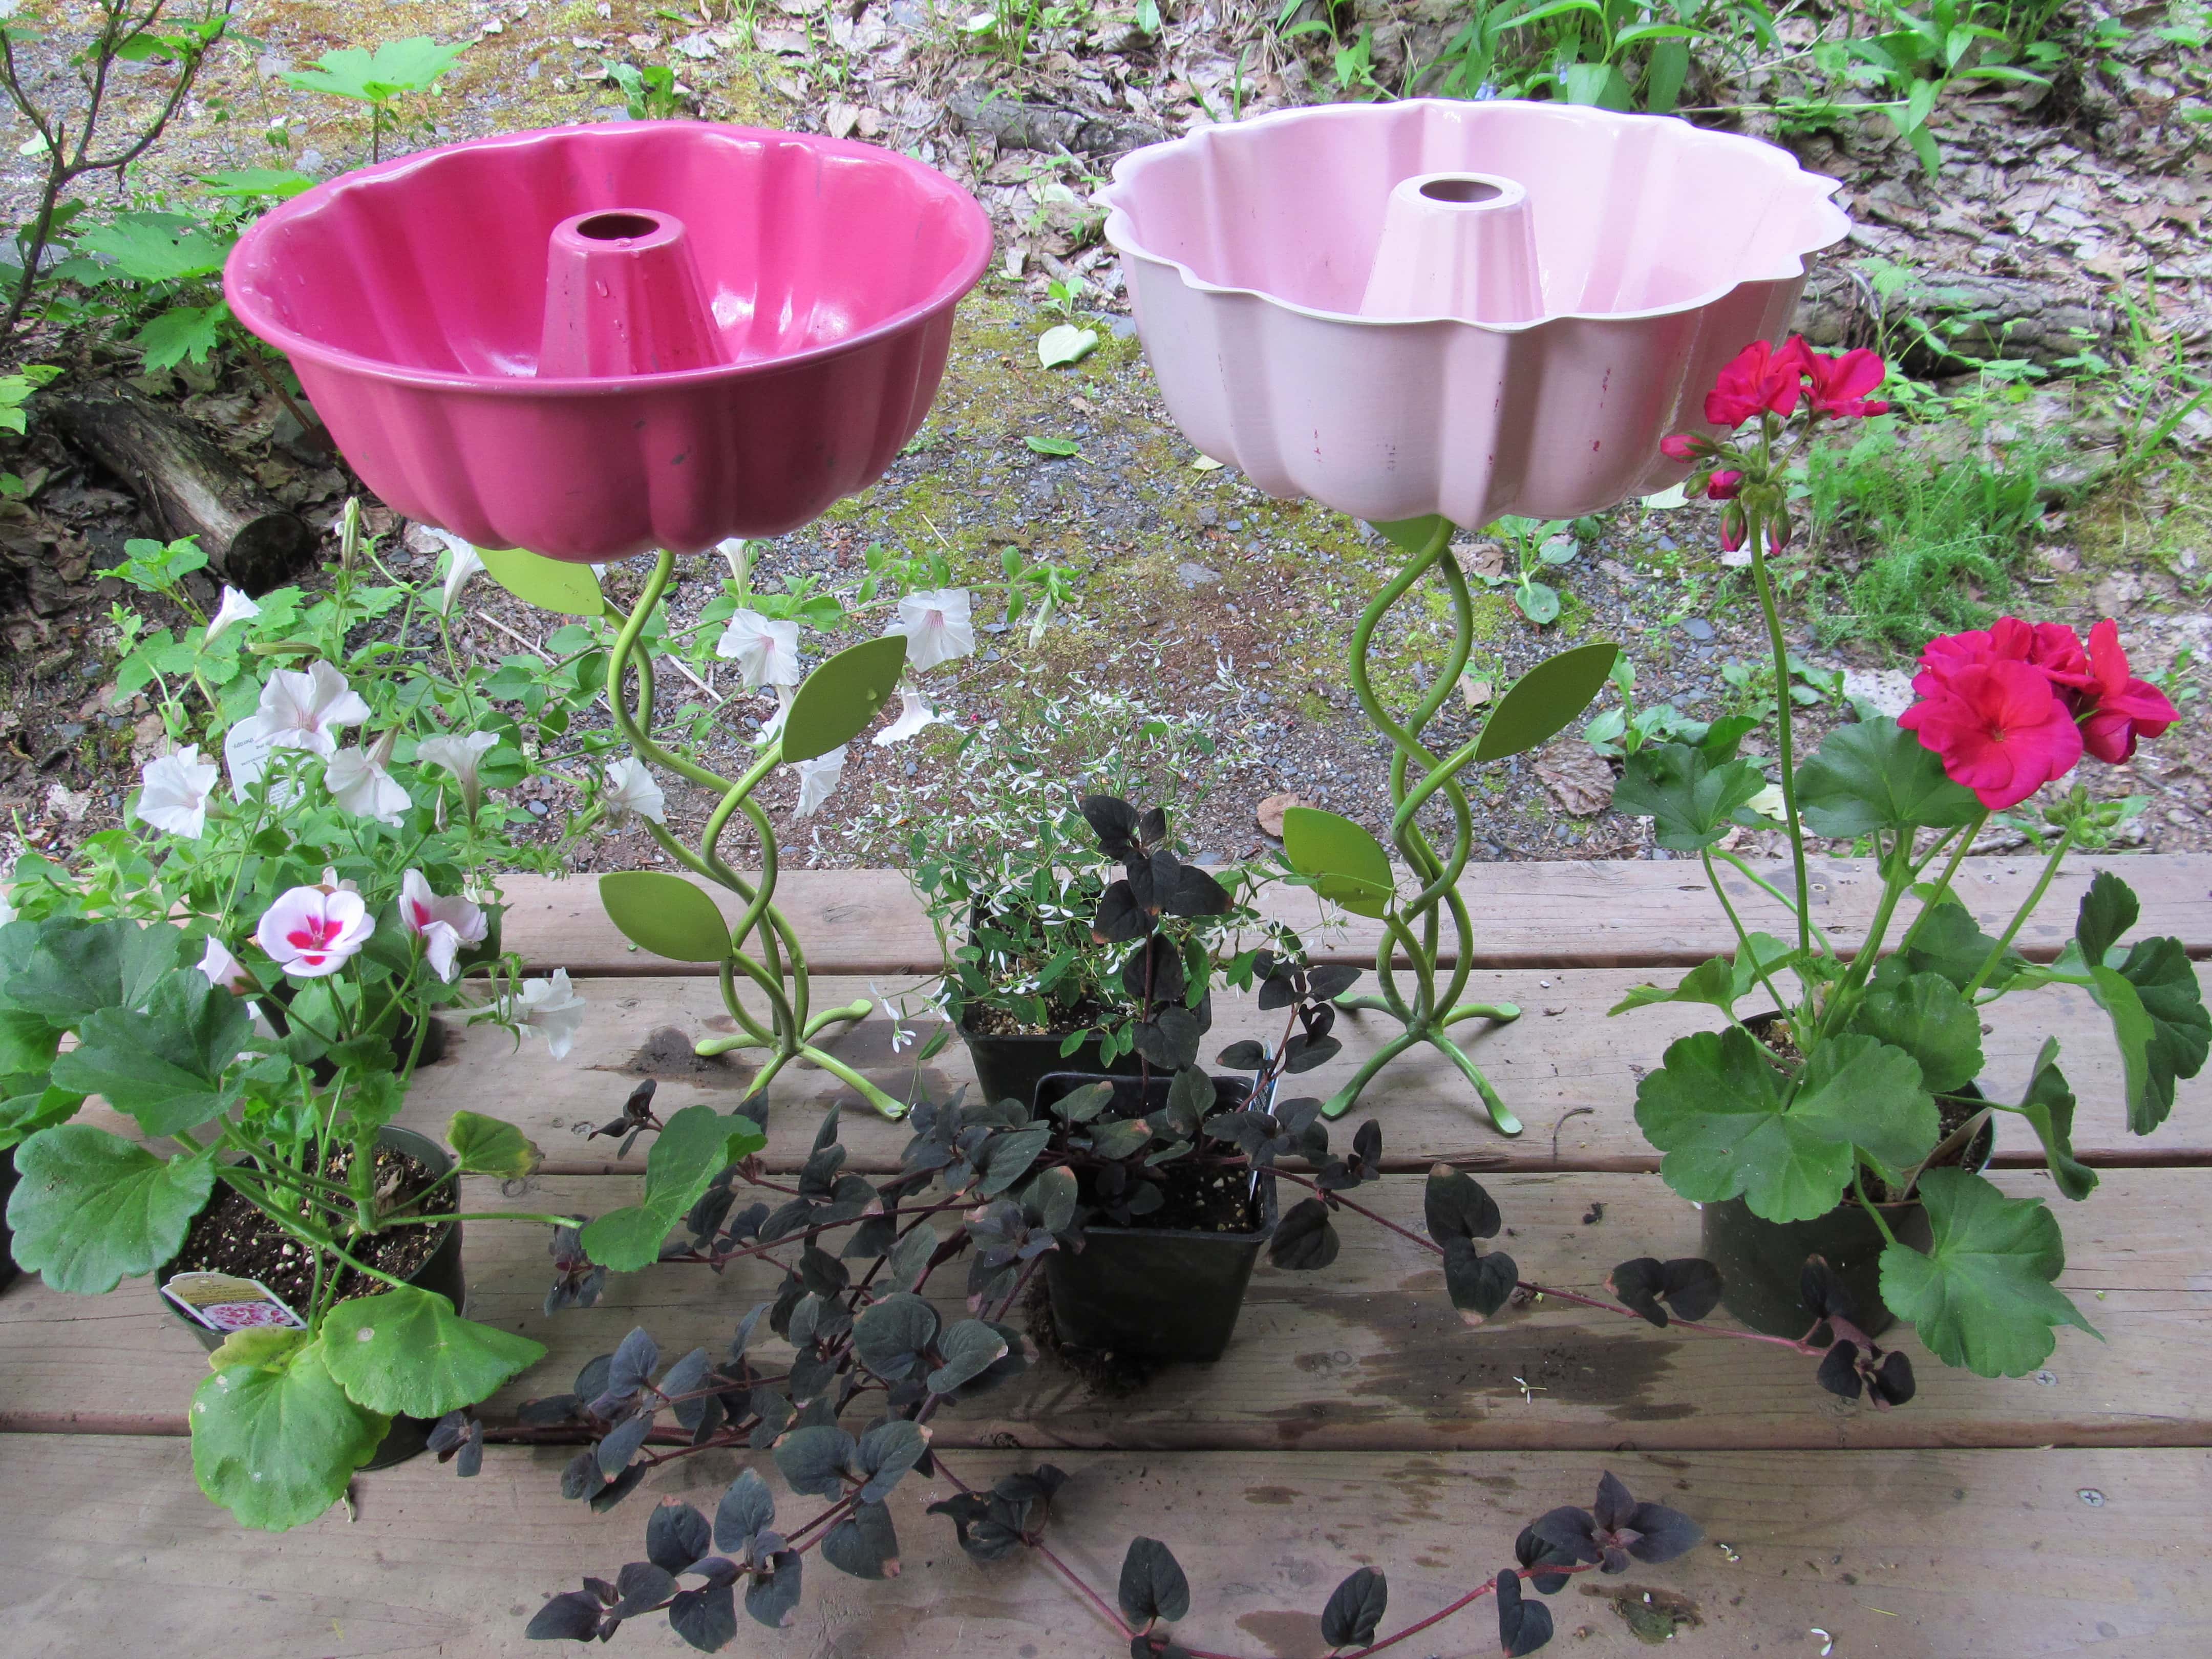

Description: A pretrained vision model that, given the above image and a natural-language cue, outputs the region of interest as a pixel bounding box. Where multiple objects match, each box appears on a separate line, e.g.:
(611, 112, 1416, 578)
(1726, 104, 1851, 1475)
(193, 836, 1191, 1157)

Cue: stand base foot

(1321, 1007, 1520, 1134)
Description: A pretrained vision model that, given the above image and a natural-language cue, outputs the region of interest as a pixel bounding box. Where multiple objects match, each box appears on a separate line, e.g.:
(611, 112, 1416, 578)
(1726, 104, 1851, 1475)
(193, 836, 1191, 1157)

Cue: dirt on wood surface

(3, 3, 2211, 884)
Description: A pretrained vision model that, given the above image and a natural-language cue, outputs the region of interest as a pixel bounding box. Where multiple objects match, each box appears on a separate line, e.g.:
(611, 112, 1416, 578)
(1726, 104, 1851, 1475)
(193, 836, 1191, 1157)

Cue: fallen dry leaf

(1455, 540, 1507, 580)
(1257, 791, 1312, 838)
(1535, 748, 1615, 818)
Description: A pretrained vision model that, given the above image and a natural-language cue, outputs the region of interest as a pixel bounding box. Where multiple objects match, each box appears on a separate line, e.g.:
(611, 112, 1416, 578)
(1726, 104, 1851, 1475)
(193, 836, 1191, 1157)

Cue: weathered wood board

(3, 1170, 2194, 1453)
(0, 1438, 2202, 1659)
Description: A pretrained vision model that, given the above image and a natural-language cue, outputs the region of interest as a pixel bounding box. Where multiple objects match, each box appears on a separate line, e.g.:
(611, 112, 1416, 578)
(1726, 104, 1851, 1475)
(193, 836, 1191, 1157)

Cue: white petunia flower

(792, 746, 845, 818)
(254, 884, 374, 979)
(226, 662, 369, 796)
(871, 687, 947, 747)
(203, 586, 261, 645)
(602, 756, 666, 825)
(399, 868, 488, 983)
(197, 937, 253, 993)
(135, 745, 220, 839)
(324, 730, 410, 827)
(416, 730, 501, 817)
(888, 588, 975, 672)
(715, 608, 802, 689)
(0, 889, 15, 928)
(509, 967, 587, 1060)
(427, 530, 485, 617)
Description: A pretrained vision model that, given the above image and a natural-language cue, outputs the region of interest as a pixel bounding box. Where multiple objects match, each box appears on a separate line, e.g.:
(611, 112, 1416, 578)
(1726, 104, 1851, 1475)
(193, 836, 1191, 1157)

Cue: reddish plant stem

(930, 1454, 1136, 1642)
(1270, 1169, 1819, 1355)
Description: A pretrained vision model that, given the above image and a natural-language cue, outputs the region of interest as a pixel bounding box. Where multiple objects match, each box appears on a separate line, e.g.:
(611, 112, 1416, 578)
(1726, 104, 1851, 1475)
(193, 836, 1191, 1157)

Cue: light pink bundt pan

(1099, 100, 1852, 527)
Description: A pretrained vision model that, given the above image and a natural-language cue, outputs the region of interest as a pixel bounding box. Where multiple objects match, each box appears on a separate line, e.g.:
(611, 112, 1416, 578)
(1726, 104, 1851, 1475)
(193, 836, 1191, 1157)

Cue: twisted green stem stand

(606, 550, 899, 1119)
(1324, 518, 1522, 1131)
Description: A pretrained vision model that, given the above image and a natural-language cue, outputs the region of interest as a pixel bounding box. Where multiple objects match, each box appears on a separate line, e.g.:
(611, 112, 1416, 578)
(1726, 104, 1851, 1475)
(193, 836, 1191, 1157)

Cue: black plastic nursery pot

(1699, 1083, 1994, 1340)
(159, 1125, 466, 1471)
(1035, 1071, 1274, 1364)
(960, 1017, 1143, 1115)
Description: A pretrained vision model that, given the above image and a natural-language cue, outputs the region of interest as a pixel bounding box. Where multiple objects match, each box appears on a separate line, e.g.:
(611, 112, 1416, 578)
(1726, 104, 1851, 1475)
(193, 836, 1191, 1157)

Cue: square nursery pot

(1700, 1083, 1994, 1340)
(1035, 1071, 1274, 1363)
(959, 1017, 1143, 1116)
(158, 1125, 467, 1470)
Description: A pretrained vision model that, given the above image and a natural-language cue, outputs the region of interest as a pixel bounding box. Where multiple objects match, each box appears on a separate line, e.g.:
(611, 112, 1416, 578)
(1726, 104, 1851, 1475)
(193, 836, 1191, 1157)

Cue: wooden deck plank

(372, 967, 2212, 1175)
(0, 1437, 2200, 1659)
(495, 854, 2212, 976)
(4, 1169, 2196, 1452)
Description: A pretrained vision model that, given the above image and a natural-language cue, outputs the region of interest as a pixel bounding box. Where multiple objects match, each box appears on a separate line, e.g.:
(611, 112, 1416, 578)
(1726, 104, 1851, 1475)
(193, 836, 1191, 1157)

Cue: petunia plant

(1611, 335, 2210, 1381)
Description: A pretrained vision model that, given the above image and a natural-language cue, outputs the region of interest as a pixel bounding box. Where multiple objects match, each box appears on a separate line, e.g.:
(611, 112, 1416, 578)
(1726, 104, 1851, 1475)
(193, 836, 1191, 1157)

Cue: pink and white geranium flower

(400, 868, 488, 983)
(255, 882, 374, 979)
(888, 588, 975, 672)
(135, 745, 219, 838)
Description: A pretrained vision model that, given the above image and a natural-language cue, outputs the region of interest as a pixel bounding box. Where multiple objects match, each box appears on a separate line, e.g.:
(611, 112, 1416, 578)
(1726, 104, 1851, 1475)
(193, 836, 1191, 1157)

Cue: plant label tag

(161, 1271, 308, 1335)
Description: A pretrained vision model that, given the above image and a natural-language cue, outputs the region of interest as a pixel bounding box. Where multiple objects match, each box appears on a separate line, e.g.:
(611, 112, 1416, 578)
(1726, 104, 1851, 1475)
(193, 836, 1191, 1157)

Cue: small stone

(1841, 668, 1915, 717)
(1683, 618, 1715, 643)
(1176, 562, 1220, 588)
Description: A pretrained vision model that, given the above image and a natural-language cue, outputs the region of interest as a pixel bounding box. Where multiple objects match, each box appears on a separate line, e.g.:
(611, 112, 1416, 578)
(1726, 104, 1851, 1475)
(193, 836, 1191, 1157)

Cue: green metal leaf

(477, 544, 607, 618)
(321, 1285, 547, 1417)
(192, 1335, 390, 1530)
(445, 1111, 543, 1178)
(1474, 642, 1621, 763)
(598, 870, 731, 963)
(5, 1124, 215, 1293)
(1280, 806, 1394, 919)
(1365, 516, 1451, 555)
(1879, 1169, 2098, 1378)
(782, 635, 908, 762)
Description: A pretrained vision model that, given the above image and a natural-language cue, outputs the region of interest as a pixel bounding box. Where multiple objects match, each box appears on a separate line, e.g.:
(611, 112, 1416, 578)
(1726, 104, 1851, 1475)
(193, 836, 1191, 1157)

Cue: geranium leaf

(51, 966, 250, 1137)
(192, 1335, 391, 1530)
(5, 1124, 215, 1293)
(2014, 1039, 2095, 1201)
(446, 1111, 543, 1178)
(2110, 936, 2210, 1133)
(321, 1285, 546, 1417)
(1795, 716, 1980, 835)
(1613, 742, 1766, 852)
(1879, 1169, 2098, 1377)
(2074, 869, 2137, 967)
(1848, 968, 1982, 1094)
(1901, 895, 2023, 993)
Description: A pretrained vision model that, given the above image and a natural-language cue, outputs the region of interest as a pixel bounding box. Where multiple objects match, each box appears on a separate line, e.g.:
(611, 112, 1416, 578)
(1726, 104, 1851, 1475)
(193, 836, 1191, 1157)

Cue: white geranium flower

(399, 868, 488, 983)
(715, 608, 802, 689)
(203, 586, 261, 645)
(135, 745, 220, 838)
(416, 730, 501, 816)
(324, 729, 410, 827)
(510, 967, 587, 1060)
(871, 687, 947, 747)
(603, 756, 666, 825)
(888, 588, 975, 672)
(792, 746, 845, 818)
(254, 884, 374, 979)
(196, 937, 253, 993)
(427, 530, 485, 617)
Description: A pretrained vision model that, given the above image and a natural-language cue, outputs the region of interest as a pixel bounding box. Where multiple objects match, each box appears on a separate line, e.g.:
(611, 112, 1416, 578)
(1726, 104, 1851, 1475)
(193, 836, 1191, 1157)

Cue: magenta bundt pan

(226, 123, 993, 562)
(1100, 100, 1852, 528)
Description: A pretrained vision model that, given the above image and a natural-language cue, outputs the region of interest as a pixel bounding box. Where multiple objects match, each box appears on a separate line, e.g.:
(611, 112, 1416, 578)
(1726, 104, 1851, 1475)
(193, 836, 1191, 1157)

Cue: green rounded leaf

(192, 1336, 390, 1530)
(926, 1318, 1010, 1394)
(1796, 717, 1980, 835)
(478, 544, 607, 618)
(598, 870, 731, 964)
(782, 635, 908, 762)
(1474, 642, 1620, 763)
(2015, 1038, 2095, 1202)
(580, 1106, 767, 1271)
(852, 1292, 940, 1381)
(1119, 1536, 1191, 1625)
(1850, 967, 1983, 1095)
(1613, 742, 1766, 852)
(6, 1124, 215, 1293)
(446, 1111, 543, 1178)
(321, 1285, 547, 1416)
(51, 967, 250, 1136)
(1879, 1168, 2098, 1377)
(1281, 806, 1394, 919)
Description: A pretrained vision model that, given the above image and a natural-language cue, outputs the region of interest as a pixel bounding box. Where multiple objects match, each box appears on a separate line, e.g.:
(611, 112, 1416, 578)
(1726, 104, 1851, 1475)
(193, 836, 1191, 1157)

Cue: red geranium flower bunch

(1658, 335, 1889, 555)
(1899, 616, 2180, 809)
